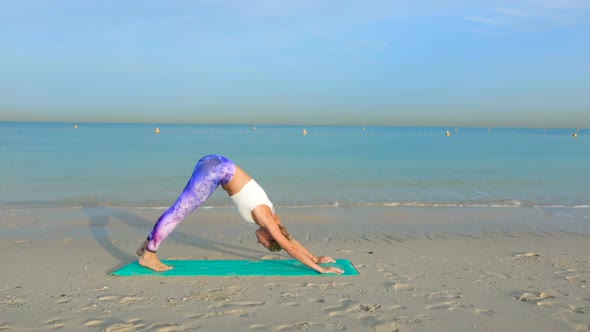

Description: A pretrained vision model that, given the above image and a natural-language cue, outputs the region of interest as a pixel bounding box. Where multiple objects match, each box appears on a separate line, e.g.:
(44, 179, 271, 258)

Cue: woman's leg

(143, 155, 235, 252)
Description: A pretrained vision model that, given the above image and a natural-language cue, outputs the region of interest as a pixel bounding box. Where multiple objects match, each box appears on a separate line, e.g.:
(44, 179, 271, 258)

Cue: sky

(0, 0, 589, 127)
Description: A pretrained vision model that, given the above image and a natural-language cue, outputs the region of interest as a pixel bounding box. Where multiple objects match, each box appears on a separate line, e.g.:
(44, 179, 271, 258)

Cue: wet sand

(1, 207, 589, 331)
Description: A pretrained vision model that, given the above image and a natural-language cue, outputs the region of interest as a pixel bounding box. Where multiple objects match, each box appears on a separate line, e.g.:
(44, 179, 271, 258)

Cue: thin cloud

(464, 16, 503, 26)
(464, 0, 590, 31)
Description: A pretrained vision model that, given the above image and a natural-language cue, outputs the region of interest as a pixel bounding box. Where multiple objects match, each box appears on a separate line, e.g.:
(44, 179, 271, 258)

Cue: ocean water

(1, 122, 589, 210)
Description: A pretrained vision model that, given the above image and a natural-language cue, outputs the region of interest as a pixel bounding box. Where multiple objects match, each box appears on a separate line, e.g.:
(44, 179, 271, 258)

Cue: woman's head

(255, 225, 291, 252)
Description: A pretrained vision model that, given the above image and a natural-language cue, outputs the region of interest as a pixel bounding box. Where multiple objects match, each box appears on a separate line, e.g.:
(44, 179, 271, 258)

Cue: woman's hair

(278, 224, 292, 240)
(269, 225, 292, 252)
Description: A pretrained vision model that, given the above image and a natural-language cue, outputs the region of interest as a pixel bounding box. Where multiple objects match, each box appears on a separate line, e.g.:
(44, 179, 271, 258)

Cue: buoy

(155, 127, 160, 134)
(73, 124, 78, 129)
(445, 130, 451, 136)
(572, 133, 578, 137)
(302, 129, 308, 135)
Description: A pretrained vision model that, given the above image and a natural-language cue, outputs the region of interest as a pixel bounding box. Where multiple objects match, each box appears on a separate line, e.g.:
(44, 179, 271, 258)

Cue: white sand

(1, 207, 589, 331)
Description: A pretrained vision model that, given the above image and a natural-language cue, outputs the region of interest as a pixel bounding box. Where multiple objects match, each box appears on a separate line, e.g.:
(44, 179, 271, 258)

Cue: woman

(137, 154, 344, 274)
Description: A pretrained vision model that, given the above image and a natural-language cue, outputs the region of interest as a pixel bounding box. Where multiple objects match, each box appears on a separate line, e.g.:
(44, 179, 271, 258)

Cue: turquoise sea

(1, 122, 589, 211)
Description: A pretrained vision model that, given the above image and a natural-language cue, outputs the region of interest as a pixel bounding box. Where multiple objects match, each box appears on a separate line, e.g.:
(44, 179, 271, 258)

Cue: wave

(1, 200, 589, 212)
(282, 200, 590, 209)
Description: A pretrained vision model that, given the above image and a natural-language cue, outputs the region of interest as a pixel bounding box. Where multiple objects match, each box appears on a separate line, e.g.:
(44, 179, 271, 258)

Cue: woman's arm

(253, 207, 343, 274)
(267, 211, 335, 264)
(291, 239, 336, 264)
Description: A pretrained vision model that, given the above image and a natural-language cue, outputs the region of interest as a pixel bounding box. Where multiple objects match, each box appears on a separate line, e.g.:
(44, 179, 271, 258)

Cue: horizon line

(0, 119, 588, 130)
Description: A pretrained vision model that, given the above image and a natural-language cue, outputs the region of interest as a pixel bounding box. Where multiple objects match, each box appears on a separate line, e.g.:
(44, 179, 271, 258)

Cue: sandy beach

(1, 206, 589, 331)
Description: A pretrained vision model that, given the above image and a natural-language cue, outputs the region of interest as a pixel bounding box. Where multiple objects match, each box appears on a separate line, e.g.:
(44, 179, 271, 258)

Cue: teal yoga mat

(112, 259, 358, 277)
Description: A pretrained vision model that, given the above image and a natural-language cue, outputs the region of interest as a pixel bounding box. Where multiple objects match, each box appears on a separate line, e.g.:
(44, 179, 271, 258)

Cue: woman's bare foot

(136, 240, 148, 257)
(138, 250, 173, 272)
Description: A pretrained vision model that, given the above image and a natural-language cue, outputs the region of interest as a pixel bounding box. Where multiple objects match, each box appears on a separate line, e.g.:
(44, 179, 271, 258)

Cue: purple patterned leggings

(146, 155, 236, 252)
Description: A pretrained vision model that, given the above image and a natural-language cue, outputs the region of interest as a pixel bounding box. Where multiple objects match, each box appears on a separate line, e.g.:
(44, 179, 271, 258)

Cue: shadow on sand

(83, 206, 264, 275)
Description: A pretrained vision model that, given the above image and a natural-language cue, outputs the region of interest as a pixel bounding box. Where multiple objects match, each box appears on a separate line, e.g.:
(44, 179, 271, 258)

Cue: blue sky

(0, 0, 589, 127)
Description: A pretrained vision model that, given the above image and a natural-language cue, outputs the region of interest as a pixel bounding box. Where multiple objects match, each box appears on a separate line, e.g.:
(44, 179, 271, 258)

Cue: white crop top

(230, 179, 274, 224)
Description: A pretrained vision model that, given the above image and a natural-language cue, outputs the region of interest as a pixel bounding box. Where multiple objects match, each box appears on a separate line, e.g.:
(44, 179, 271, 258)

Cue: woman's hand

(315, 256, 336, 263)
(314, 256, 342, 273)
(320, 266, 344, 274)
